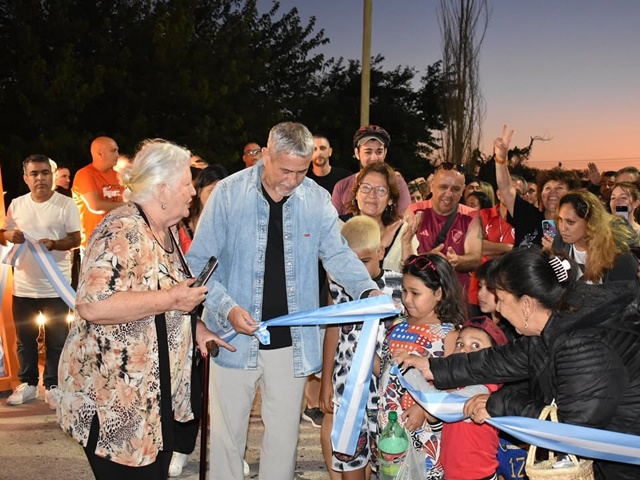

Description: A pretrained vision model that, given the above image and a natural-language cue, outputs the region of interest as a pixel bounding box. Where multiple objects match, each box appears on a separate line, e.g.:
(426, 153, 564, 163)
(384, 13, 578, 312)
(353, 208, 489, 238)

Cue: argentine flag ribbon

(0, 245, 10, 301)
(393, 365, 640, 465)
(2, 233, 76, 309)
(215, 294, 400, 455)
(217, 294, 399, 344)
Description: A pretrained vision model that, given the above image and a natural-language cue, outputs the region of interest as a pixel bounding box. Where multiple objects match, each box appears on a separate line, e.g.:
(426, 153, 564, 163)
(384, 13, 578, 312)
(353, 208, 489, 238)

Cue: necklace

(143, 207, 175, 254)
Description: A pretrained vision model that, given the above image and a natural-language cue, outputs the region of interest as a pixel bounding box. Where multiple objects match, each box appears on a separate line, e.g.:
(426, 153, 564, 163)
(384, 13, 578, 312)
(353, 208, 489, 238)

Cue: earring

(161, 201, 167, 210)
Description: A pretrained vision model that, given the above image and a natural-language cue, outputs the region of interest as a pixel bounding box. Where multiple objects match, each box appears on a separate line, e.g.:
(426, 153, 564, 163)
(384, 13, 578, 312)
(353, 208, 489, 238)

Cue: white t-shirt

(2, 192, 81, 297)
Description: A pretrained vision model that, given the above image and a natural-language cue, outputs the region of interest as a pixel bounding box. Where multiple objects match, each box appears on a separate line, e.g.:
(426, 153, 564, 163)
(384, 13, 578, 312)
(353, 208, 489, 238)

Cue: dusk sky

(264, 0, 640, 172)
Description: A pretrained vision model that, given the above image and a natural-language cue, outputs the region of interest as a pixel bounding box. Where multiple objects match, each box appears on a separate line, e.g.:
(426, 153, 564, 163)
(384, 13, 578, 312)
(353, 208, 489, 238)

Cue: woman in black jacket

(396, 248, 640, 480)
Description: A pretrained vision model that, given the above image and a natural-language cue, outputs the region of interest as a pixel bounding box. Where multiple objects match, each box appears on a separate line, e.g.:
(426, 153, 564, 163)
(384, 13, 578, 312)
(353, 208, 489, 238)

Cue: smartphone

(615, 205, 630, 222)
(541, 219, 557, 238)
(191, 256, 218, 288)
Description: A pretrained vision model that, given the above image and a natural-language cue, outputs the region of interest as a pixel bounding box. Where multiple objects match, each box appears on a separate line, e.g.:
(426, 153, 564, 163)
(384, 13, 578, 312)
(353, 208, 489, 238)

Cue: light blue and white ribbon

(393, 365, 640, 465)
(0, 244, 10, 302)
(218, 294, 399, 344)
(217, 295, 400, 455)
(2, 233, 76, 309)
(331, 315, 379, 455)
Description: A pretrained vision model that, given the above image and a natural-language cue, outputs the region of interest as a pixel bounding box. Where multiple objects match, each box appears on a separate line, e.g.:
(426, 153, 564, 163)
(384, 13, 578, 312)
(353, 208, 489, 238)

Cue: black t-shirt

(260, 186, 292, 350)
(307, 166, 353, 195)
(507, 194, 543, 248)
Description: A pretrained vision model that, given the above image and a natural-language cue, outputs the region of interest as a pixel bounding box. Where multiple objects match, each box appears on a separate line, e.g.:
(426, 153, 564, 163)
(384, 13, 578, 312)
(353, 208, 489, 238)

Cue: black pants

(12, 296, 69, 388)
(84, 415, 172, 480)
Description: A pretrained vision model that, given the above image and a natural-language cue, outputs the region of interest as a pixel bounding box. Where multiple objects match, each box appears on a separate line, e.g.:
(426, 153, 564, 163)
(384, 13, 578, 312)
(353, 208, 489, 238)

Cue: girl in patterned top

(378, 253, 466, 479)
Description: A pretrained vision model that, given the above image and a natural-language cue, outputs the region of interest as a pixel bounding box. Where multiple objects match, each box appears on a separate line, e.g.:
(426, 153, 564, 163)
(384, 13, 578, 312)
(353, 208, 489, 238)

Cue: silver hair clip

(549, 256, 571, 283)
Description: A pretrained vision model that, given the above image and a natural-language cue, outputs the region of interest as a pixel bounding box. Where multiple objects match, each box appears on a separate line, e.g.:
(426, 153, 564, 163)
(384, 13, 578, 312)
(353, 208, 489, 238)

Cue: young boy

(439, 316, 508, 480)
(319, 215, 403, 480)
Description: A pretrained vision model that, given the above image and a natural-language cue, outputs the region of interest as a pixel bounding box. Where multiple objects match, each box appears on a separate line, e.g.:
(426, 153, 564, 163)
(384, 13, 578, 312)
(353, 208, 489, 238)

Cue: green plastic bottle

(378, 411, 410, 479)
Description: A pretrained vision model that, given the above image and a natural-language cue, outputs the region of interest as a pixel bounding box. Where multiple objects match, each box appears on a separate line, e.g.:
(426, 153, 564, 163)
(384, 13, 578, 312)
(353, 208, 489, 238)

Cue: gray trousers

(208, 347, 307, 480)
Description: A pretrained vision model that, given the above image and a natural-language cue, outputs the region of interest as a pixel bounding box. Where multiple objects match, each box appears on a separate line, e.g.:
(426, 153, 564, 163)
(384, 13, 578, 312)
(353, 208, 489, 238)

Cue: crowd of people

(1, 122, 639, 480)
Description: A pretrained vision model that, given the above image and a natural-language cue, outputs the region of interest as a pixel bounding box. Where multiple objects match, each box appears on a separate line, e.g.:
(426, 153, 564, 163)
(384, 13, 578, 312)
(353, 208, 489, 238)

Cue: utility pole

(360, 0, 372, 126)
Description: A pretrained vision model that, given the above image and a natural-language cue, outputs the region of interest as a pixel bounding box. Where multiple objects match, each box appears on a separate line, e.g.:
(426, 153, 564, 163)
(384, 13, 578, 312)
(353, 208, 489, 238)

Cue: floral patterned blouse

(57, 204, 194, 467)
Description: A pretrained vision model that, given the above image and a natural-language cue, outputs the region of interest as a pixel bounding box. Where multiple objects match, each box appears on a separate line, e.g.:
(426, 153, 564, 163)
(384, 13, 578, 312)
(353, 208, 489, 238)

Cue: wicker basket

(525, 405, 595, 480)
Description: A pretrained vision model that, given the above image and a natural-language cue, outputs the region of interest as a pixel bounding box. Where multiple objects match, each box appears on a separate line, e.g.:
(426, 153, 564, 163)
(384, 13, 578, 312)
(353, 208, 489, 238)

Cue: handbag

(525, 405, 595, 480)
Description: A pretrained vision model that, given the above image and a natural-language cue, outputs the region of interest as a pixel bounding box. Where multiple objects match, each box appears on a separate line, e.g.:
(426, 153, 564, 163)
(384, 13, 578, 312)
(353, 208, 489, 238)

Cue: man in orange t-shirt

(72, 136, 125, 249)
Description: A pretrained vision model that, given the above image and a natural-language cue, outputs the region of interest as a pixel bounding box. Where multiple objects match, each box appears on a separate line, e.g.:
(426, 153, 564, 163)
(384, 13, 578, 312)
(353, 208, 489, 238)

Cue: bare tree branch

(435, 0, 489, 171)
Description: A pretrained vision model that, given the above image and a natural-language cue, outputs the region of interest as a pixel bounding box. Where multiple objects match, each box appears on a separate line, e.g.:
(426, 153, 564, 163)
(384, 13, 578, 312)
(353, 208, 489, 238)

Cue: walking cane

(200, 340, 219, 480)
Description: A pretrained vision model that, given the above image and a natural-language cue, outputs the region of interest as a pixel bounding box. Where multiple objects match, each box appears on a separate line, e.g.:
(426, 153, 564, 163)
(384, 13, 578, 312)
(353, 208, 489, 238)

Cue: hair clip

(549, 256, 571, 283)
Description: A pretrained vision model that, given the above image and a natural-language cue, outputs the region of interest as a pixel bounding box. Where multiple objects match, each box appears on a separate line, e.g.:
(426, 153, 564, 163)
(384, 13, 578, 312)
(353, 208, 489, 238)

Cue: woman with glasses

(346, 163, 419, 272)
(396, 247, 640, 480)
(545, 190, 638, 284)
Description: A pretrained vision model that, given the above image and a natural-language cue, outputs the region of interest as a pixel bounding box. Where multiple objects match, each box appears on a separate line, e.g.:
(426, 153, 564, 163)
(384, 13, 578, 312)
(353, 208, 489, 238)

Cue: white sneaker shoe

(244, 459, 250, 476)
(6, 383, 38, 406)
(44, 386, 59, 410)
(168, 452, 189, 477)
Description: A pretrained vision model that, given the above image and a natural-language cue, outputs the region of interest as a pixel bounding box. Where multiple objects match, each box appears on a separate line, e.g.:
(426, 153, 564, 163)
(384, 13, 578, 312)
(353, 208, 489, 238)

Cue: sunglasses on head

(438, 162, 466, 174)
(405, 255, 441, 283)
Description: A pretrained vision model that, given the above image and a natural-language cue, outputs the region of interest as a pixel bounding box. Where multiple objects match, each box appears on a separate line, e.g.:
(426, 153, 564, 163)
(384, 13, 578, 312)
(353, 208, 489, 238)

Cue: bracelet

(495, 157, 507, 165)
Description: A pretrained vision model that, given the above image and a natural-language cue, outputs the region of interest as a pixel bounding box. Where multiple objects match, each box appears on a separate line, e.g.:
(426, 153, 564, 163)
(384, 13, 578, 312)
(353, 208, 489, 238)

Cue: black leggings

(84, 415, 172, 480)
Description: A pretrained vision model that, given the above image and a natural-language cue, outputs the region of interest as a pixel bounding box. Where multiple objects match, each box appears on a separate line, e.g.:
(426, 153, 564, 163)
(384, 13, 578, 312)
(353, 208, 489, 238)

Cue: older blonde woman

(57, 139, 233, 479)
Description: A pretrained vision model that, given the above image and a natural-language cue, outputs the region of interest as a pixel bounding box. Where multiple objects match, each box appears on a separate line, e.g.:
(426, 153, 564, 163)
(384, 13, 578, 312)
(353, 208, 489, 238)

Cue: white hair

(267, 122, 314, 158)
(121, 139, 191, 204)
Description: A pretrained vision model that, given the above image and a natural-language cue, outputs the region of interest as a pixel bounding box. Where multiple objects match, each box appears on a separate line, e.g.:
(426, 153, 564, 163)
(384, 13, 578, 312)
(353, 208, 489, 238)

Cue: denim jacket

(186, 161, 377, 376)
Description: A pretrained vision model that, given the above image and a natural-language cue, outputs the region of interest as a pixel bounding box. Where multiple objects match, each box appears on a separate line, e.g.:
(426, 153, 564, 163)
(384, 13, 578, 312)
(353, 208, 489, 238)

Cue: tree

(299, 56, 449, 180)
(0, 0, 328, 201)
(436, 0, 488, 169)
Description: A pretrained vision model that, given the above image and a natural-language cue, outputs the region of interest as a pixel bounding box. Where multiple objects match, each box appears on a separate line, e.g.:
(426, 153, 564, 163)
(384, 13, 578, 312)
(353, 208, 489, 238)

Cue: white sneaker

(244, 459, 250, 476)
(44, 386, 59, 410)
(168, 452, 189, 477)
(6, 383, 38, 406)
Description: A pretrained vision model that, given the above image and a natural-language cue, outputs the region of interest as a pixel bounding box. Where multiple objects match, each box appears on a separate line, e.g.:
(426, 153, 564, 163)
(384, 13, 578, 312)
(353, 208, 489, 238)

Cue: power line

(535, 156, 640, 164)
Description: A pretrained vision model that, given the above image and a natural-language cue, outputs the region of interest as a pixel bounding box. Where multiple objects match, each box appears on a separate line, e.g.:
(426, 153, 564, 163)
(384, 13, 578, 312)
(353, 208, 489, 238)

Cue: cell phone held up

(614, 205, 630, 223)
(191, 256, 218, 288)
(541, 219, 557, 238)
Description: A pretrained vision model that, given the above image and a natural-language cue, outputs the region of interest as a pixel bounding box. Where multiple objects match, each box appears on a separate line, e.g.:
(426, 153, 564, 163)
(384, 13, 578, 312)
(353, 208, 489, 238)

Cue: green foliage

(0, 0, 448, 201)
(299, 56, 449, 180)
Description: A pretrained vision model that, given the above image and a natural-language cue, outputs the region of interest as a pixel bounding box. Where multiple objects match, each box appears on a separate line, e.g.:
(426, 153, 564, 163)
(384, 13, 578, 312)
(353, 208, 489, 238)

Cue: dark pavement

(0, 386, 329, 480)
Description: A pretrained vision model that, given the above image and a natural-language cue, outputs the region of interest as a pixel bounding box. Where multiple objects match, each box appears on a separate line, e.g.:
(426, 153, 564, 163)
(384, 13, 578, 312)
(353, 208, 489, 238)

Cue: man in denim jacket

(187, 122, 380, 480)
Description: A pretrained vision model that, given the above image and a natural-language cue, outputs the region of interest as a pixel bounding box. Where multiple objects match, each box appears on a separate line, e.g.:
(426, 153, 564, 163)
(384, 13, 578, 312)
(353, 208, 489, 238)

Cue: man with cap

(331, 125, 411, 215)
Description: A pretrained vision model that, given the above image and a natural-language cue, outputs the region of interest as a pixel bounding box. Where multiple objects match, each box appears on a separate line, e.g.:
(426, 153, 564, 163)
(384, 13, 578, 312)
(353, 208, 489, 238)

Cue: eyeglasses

(359, 183, 389, 197)
(404, 255, 440, 283)
(244, 148, 261, 156)
(437, 162, 466, 174)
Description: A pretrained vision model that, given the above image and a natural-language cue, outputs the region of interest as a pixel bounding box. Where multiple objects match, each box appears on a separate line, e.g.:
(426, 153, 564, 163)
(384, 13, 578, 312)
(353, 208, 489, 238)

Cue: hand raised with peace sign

(494, 124, 514, 164)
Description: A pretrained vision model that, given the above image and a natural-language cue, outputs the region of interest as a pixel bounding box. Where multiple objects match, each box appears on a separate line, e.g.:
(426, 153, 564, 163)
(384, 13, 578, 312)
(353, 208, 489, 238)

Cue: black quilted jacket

(430, 281, 640, 479)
